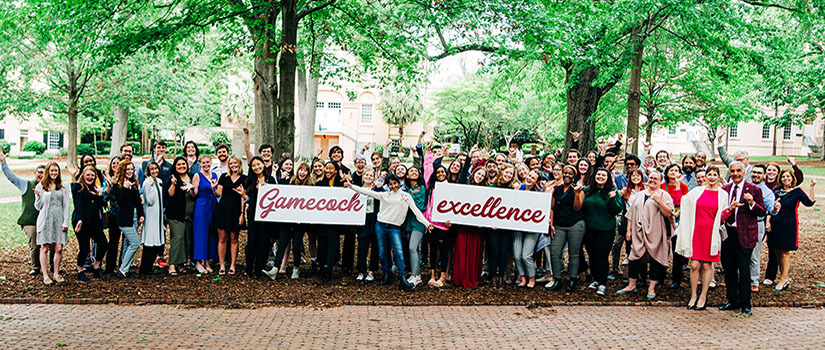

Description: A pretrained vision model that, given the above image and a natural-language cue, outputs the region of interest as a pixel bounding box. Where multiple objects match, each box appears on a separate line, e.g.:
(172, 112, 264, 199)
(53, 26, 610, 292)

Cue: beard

(683, 166, 694, 174)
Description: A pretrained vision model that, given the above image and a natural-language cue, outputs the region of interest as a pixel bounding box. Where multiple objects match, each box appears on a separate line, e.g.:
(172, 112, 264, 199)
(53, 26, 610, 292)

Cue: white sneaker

(762, 279, 774, 286)
(408, 275, 422, 287)
(263, 267, 278, 280)
(588, 281, 599, 289)
(365, 273, 374, 282)
(596, 285, 606, 296)
(356, 273, 365, 281)
(291, 267, 300, 279)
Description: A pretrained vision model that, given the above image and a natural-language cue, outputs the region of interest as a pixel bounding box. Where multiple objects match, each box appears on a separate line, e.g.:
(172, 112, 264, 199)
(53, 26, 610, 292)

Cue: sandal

(169, 269, 178, 276)
(53, 275, 65, 283)
(219, 269, 226, 276)
(228, 268, 236, 275)
(43, 277, 53, 286)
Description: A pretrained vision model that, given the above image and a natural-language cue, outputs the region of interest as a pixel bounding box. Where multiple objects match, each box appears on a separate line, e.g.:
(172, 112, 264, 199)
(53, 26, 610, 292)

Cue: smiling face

(647, 172, 662, 191)
(331, 148, 343, 162)
(485, 162, 498, 178)
(46, 164, 59, 181)
(324, 163, 336, 179)
(566, 151, 579, 166)
(407, 167, 420, 181)
(586, 152, 596, 165)
(282, 159, 293, 173)
(495, 154, 506, 166)
(449, 160, 461, 174)
(729, 164, 744, 184)
(705, 170, 719, 186)
(695, 152, 707, 166)
(552, 164, 562, 180)
(297, 166, 309, 180)
(751, 167, 765, 184)
(625, 159, 639, 173)
(110, 158, 121, 173)
(667, 166, 681, 182)
(312, 161, 324, 176)
(656, 152, 669, 166)
(517, 164, 529, 180)
(155, 143, 167, 157)
(355, 158, 366, 171)
(472, 168, 486, 184)
(630, 171, 643, 187)
(83, 168, 96, 185)
(371, 154, 382, 168)
(525, 171, 538, 186)
(780, 171, 794, 188)
(148, 163, 160, 178)
(120, 146, 133, 160)
(435, 167, 447, 182)
(199, 156, 211, 171)
(251, 159, 265, 176)
(362, 169, 375, 184)
(695, 171, 706, 186)
(185, 143, 196, 157)
(394, 165, 407, 178)
(766, 165, 779, 182)
(124, 163, 135, 178)
(216, 148, 228, 162)
(388, 179, 400, 192)
(34, 167, 45, 182)
(593, 169, 609, 187)
(433, 147, 444, 158)
(500, 167, 515, 183)
(562, 168, 576, 185)
(174, 159, 188, 175)
(229, 158, 240, 174)
(682, 158, 695, 173)
(577, 160, 589, 175)
(82, 156, 95, 168)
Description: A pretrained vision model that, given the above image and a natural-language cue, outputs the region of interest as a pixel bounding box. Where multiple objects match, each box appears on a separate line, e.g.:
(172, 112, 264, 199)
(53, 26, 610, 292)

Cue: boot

(399, 275, 414, 291)
(379, 273, 393, 286)
(545, 279, 562, 291)
(566, 277, 578, 293)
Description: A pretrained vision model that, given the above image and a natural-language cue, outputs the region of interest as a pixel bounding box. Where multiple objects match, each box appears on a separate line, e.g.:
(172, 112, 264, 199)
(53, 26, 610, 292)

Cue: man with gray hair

(717, 129, 752, 182)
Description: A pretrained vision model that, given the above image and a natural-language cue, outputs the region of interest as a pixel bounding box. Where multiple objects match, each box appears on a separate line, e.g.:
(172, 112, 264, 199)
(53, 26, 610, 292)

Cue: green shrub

(76, 143, 94, 155)
(23, 140, 46, 155)
(0, 139, 10, 154)
(94, 141, 111, 155)
(210, 131, 231, 147)
(127, 141, 142, 155)
(58, 147, 68, 156)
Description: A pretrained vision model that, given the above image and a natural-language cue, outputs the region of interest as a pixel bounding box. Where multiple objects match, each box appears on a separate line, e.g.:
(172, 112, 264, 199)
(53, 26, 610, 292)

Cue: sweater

(350, 185, 431, 228)
(1, 161, 38, 226)
(581, 189, 623, 231)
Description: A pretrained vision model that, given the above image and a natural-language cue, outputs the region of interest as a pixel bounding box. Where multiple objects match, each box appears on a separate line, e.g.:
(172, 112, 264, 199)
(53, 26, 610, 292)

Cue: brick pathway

(1, 304, 823, 348)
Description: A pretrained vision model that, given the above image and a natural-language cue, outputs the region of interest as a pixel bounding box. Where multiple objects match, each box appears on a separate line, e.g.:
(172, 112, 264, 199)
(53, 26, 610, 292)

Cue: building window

(316, 101, 325, 109)
(0, 129, 4, 139)
(360, 104, 373, 124)
(783, 126, 792, 140)
(668, 126, 676, 135)
(20, 129, 28, 137)
(761, 124, 770, 139)
(328, 102, 342, 110)
(47, 132, 61, 150)
(728, 125, 738, 138)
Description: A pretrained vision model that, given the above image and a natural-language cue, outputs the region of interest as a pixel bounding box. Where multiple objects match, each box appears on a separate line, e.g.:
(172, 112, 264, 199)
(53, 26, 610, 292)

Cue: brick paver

(1, 305, 823, 349)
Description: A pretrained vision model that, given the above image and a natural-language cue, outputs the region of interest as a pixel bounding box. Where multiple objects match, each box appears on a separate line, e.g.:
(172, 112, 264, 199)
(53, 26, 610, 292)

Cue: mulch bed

(2, 203, 824, 309)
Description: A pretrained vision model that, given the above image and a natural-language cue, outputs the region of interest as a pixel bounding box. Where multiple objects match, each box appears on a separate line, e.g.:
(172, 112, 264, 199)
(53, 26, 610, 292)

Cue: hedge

(23, 140, 46, 155)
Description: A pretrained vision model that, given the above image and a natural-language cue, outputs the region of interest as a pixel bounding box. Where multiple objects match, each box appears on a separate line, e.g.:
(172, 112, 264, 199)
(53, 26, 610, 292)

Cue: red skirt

(452, 226, 483, 288)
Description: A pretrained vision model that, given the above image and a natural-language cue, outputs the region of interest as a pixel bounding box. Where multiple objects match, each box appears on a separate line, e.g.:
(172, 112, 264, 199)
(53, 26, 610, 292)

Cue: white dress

(141, 177, 166, 247)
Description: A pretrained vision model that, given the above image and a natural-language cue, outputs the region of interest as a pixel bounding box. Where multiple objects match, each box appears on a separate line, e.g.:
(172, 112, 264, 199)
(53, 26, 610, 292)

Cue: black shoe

(566, 278, 577, 292)
(77, 271, 90, 282)
(669, 282, 680, 290)
(695, 304, 707, 311)
(718, 303, 738, 311)
(92, 268, 103, 279)
(741, 307, 752, 315)
(379, 273, 393, 286)
(320, 268, 332, 283)
(546, 280, 562, 291)
(686, 302, 696, 310)
(399, 277, 414, 291)
(28, 268, 39, 276)
(607, 272, 618, 280)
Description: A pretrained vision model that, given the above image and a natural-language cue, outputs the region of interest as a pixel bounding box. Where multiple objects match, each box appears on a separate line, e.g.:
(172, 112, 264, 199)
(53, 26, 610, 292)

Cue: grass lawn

(0, 202, 27, 248)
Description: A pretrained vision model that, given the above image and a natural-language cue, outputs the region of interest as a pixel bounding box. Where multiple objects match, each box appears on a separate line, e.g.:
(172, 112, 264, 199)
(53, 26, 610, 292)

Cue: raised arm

(243, 123, 254, 161)
(407, 195, 432, 228)
(0, 159, 28, 195)
(348, 183, 384, 200)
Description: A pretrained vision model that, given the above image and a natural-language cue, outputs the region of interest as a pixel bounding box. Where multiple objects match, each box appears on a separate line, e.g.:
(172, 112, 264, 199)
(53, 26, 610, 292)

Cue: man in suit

(717, 130, 753, 182)
(720, 162, 766, 315)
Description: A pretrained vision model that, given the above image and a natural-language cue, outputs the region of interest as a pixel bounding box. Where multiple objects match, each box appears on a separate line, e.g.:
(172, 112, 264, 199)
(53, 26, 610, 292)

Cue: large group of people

(1, 127, 817, 312)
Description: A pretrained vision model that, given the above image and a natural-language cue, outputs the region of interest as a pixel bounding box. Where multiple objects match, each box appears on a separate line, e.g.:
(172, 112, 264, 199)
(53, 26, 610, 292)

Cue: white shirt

(350, 185, 430, 227)
(729, 182, 742, 227)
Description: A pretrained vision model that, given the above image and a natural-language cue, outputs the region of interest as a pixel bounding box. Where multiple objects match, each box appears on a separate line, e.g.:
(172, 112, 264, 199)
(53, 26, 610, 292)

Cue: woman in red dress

(675, 166, 730, 310)
(452, 166, 488, 288)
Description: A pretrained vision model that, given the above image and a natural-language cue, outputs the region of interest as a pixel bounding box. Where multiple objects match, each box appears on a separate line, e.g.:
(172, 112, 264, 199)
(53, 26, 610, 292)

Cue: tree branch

(740, 0, 797, 11)
(298, 0, 335, 21)
(428, 44, 501, 61)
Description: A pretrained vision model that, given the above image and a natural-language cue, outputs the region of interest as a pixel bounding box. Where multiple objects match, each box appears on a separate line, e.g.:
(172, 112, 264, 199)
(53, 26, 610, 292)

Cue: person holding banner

(487, 164, 517, 288)
(265, 163, 312, 280)
(314, 162, 346, 282)
(425, 165, 453, 288)
(548, 165, 585, 291)
(244, 156, 277, 278)
(344, 173, 433, 290)
(452, 166, 488, 288)
(355, 167, 381, 282)
(581, 168, 623, 296)
(513, 169, 543, 289)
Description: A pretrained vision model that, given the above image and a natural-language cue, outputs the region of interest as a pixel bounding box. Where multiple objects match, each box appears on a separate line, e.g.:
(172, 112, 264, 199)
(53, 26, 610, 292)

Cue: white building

(0, 114, 67, 155)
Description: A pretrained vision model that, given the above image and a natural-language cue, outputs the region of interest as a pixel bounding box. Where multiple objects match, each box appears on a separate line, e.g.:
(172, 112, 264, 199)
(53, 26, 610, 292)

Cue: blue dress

(193, 172, 218, 260)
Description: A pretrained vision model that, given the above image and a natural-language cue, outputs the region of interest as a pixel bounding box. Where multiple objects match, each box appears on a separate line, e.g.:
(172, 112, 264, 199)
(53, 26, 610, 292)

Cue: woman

(165, 157, 194, 276)
(306, 158, 325, 267)
(244, 156, 277, 278)
(540, 153, 556, 181)
(424, 165, 452, 287)
(576, 159, 592, 187)
(403, 167, 428, 287)
(183, 141, 200, 175)
(355, 167, 381, 282)
(33, 162, 71, 285)
(581, 168, 622, 296)
(765, 161, 804, 190)
(266, 162, 309, 280)
(108, 161, 144, 278)
(487, 164, 516, 288)
(191, 154, 218, 274)
(675, 166, 728, 310)
(140, 162, 165, 275)
(547, 165, 585, 291)
(71, 166, 108, 281)
(663, 163, 689, 289)
(611, 169, 645, 278)
(515, 162, 530, 186)
(452, 166, 488, 288)
(766, 170, 816, 291)
(314, 161, 345, 282)
(213, 155, 246, 275)
(537, 163, 565, 284)
(345, 174, 433, 290)
(512, 169, 542, 289)
(525, 156, 541, 171)
(103, 156, 122, 274)
(616, 171, 675, 299)
(275, 157, 294, 184)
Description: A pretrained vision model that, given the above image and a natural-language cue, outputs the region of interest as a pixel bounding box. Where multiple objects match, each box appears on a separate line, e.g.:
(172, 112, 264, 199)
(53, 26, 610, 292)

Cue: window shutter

(43, 133, 48, 144)
(59, 133, 64, 147)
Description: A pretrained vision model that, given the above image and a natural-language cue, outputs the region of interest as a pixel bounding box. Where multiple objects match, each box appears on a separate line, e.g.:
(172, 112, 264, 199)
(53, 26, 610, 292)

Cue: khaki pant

(23, 225, 38, 268)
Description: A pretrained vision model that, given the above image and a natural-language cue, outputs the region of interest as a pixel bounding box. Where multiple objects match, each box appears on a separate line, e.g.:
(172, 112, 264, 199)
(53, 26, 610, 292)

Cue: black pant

(628, 254, 665, 281)
(421, 233, 430, 267)
(584, 228, 613, 285)
(316, 226, 340, 270)
(273, 223, 304, 269)
(671, 235, 687, 284)
(401, 230, 411, 270)
(611, 217, 631, 273)
(764, 247, 779, 281)
(341, 228, 356, 271)
(76, 225, 108, 267)
(487, 229, 512, 278)
(357, 214, 380, 274)
(433, 228, 454, 272)
(139, 245, 162, 274)
(105, 213, 121, 273)
(722, 226, 754, 308)
(246, 221, 273, 275)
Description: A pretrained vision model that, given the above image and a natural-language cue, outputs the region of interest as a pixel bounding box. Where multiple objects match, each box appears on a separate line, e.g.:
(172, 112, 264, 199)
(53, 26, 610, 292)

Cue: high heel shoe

(694, 298, 707, 311)
(686, 300, 697, 310)
(774, 279, 792, 292)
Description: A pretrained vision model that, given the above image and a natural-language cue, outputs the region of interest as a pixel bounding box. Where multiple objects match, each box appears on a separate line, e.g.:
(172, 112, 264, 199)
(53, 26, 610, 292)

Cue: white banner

(430, 182, 552, 233)
(254, 185, 366, 225)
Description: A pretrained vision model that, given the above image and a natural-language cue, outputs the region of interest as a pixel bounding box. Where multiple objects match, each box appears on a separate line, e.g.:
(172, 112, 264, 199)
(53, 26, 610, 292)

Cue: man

(507, 141, 523, 164)
(603, 152, 626, 190)
(681, 155, 699, 191)
(566, 148, 580, 166)
(717, 130, 752, 181)
(211, 144, 231, 179)
(329, 145, 351, 175)
(720, 162, 766, 315)
(695, 152, 708, 169)
(654, 150, 671, 170)
(350, 154, 367, 186)
(243, 125, 276, 176)
(748, 164, 775, 293)
(0, 149, 48, 275)
(141, 141, 173, 184)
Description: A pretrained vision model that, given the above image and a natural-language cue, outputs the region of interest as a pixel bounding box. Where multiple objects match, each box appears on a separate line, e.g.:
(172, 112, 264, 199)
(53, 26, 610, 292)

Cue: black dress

(768, 187, 815, 251)
(214, 173, 247, 232)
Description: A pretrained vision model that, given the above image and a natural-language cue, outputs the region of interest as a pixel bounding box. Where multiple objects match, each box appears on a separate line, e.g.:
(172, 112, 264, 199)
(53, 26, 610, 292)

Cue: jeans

(722, 226, 755, 308)
(408, 230, 424, 276)
(375, 222, 406, 276)
(512, 231, 539, 278)
(118, 210, 140, 274)
(550, 221, 585, 279)
(750, 221, 766, 286)
(487, 229, 513, 278)
(273, 223, 304, 269)
(584, 227, 614, 286)
(357, 214, 379, 274)
(611, 217, 631, 273)
(105, 213, 121, 272)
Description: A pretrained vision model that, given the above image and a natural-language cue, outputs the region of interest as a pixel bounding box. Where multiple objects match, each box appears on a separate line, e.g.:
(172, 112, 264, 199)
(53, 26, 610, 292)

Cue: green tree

(379, 84, 424, 148)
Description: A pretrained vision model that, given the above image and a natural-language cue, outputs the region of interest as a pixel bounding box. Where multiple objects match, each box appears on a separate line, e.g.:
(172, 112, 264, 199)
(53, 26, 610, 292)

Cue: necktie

(727, 185, 738, 225)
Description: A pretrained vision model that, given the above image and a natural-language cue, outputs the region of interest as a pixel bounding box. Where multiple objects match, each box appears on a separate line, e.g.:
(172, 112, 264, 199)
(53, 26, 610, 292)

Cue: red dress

(452, 226, 483, 288)
(690, 190, 720, 263)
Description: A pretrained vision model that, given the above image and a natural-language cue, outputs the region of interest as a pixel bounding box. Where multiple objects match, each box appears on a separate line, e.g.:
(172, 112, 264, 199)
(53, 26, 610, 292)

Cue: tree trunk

(645, 121, 654, 143)
(295, 34, 325, 162)
(626, 28, 644, 155)
(276, 0, 299, 158)
(110, 106, 129, 158)
(66, 63, 79, 166)
(771, 105, 778, 156)
(564, 65, 603, 157)
(250, 6, 279, 154)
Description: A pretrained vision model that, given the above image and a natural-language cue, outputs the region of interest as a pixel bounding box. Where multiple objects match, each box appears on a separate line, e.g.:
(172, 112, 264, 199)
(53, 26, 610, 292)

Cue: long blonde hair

(229, 155, 244, 176)
(40, 161, 63, 191)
